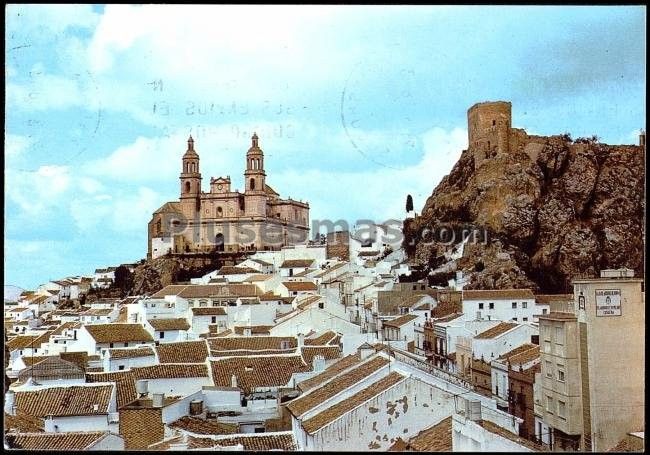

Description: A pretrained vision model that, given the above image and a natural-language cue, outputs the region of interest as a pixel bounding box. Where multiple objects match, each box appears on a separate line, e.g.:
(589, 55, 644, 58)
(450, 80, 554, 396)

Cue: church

(147, 134, 310, 259)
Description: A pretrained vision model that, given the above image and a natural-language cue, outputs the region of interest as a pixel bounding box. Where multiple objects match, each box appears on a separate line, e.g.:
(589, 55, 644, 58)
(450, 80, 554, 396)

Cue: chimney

(136, 380, 149, 397)
(312, 354, 325, 372)
(297, 333, 304, 348)
(4, 390, 15, 416)
(231, 374, 238, 388)
(152, 393, 164, 408)
(358, 342, 374, 360)
(243, 327, 252, 337)
(640, 129, 646, 147)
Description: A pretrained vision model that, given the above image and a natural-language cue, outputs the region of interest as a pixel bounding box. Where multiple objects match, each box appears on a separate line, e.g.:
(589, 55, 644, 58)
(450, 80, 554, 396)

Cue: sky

(5, 5, 646, 289)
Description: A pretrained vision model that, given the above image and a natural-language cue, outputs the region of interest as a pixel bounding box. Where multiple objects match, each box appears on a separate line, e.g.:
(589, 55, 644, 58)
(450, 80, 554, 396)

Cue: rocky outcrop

(404, 136, 645, 293)
(130, 256, 225, 295)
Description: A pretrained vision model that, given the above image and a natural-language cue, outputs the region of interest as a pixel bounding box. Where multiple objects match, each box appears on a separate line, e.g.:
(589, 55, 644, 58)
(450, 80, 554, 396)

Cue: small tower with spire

(244, 133, 267, 221)
(180, 135, 202, 219)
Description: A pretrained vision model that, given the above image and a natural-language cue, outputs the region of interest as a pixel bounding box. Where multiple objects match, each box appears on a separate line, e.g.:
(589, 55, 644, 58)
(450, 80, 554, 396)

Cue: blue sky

(5, 5, 646, 289)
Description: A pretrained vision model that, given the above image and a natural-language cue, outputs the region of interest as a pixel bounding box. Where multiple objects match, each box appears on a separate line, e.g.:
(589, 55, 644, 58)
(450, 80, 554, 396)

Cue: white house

(279, 259, 315, 278)
(462, 289, 539, 323)
(104, 346, 157, 372)
(490, 343, 540, 410)
(277, 281, 318, 298)
(74, 323, 155, 355)
(471, 322, 539, 363)
(145, 317, 192, 343)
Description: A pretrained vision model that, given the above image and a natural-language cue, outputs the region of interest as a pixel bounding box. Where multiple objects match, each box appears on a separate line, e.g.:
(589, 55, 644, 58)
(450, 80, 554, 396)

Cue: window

(558, 400, 566, 419)
(542, 309, 548, 314)
(118, 365, 125, 371)
(211, 316, 217, 323)
(123, 342, 128, 347)
(545, 361, 553, 378)
(512, 302, 517, 309)
(557, 367, 565, 382)
(555, 326, 564, 345)
(546, 396, 554, 413)
(523, 317, 528, 322)
(109, 342, 114, 348)
(544, 341, 551, 353)
(160, 331, 165, 339)
(522, 302, 528, 309)
(318, 302, 324, 309)
(512, 317, 518, 321)
(479, 303, 484, 310)
(489, 302, 494, 310)
(151, 303, 156, 308)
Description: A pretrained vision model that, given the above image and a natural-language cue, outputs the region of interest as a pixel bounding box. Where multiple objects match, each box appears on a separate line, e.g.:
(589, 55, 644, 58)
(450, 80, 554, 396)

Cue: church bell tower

(180, 135, 202, 218)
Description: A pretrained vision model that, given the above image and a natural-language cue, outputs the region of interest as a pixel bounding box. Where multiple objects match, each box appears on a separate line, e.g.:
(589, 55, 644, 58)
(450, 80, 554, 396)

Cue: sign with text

(595, 289, 622, 317)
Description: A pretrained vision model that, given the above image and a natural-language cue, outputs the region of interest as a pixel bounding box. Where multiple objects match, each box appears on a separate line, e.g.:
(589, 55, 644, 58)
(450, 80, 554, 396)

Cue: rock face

(130, 256, 224, 295)
(404, 135, 645, 293)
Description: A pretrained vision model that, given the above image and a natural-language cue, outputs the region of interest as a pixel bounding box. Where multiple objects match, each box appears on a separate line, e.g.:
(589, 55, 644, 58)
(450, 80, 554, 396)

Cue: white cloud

(6, 165, 72, 216)
(7, 4, 99, 35)
(5, 134, 32, 160)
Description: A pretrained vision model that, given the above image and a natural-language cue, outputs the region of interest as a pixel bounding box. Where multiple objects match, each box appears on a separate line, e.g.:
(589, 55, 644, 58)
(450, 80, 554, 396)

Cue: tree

(406, 194, 414, 213)
(113, 265, 133, 297)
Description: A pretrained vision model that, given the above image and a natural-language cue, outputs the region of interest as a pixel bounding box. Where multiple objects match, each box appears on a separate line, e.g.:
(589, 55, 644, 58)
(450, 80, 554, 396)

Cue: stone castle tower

(467, 101, 512, 168)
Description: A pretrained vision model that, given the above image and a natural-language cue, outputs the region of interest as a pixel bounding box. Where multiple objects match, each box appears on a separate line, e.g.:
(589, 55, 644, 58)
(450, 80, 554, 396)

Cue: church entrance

(214, 233, 225, 252)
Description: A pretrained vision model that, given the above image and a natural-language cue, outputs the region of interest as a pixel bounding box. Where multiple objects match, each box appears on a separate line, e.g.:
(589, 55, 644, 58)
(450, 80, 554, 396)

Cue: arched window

(185, 181, 191, 193)
(217, 207, 223, 217)
(250, 178, 255, 190)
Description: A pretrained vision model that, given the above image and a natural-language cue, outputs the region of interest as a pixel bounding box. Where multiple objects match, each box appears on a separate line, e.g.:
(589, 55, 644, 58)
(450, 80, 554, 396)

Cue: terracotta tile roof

(84, 323, 153, 343)
(6, 335, 40, 350)
(296, 295, 323, 310)
(304, 330, 338, 346)
(538, 312, 577, 320)
(535, 294, 573, 305)
(131, 363, 209, 379)
(108, 346, 156, 359)
(208, 336, 297, 352)
(155, 340, 209, 363)
(3, 412, 45, 433)
(296, 353, 362, 393)
(6, 432, 109, 450)
(168, 416, 238, 435)
(239, 297, 260, 305)
(477, 419, 545, 451)
(217, 266, 259, 275)
(293, 268, 316, 277)
(463, 289, 535, 301)
(607, 434, 645, 452)
(191, 307, 227, 316)
(282, 281, 317, 292)
(211, 349, 296, 358)
(301, 371, 405, 434)
(508, 346, 540, 366)
(18, 357, 86, 382)
(434, 312, 464, 323)
(83, 308, 114, 316)
(496, 343, 537, 361)
(301, 346, 342, 365)
(148, 318, 190, 331)
(407, 416, 453, 451)
(251, 258, 273, 266)
(358, 250, 380, 257)
(20, 355, 57, 367)
(287, 356, 390, 417)
(151, 284, 262, 299)
(383, 313, 418, 328)
(51, 321, 80, 336)
(177, 432, 298, 450)
(475, 322, 518, 339)
(14, 384, 113, 417)
(210, 355, 310, 394)
(208, 327, 232, 337)
(259, 292, 283, 301)
(85, 370, 136, 409)
(280, 259, 314, 268)
(401, 294, 431, 308)
(233, 325, 273, 335)
(244, 274, 273, 282)
(313, 262, 346, 278)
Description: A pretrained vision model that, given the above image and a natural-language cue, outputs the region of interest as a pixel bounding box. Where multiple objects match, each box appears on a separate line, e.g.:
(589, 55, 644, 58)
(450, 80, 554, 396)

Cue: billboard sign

(595, 289, 622, 317)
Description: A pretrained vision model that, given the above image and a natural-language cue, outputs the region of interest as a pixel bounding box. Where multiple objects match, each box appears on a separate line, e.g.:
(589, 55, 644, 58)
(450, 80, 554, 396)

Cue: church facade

(147, 134, 310, 259)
